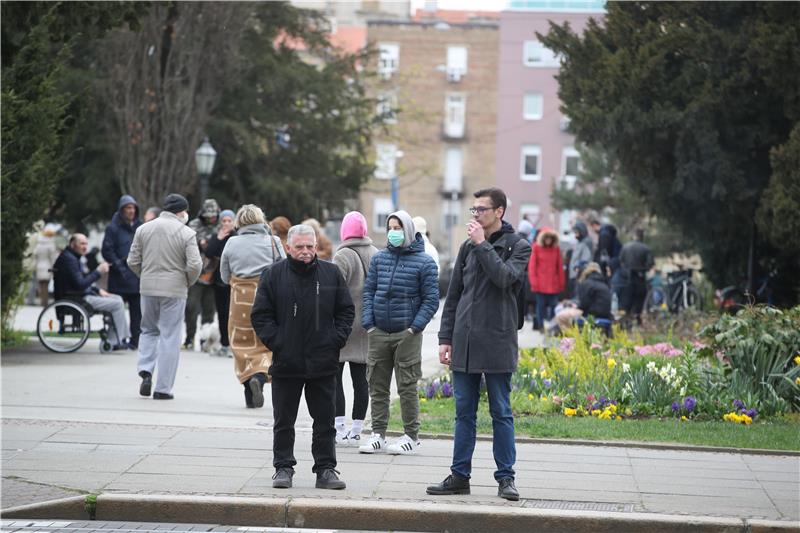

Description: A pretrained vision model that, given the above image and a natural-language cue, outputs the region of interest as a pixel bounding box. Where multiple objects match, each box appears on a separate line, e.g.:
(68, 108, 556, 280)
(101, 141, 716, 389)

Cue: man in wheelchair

(53, 233, 132, 350)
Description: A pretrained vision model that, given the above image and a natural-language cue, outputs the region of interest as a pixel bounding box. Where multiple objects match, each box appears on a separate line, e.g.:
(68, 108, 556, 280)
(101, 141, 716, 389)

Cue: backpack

(461, 233, 526, 330)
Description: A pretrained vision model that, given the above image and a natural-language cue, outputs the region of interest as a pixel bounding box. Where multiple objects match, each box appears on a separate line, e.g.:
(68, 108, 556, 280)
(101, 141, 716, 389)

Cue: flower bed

(418, 306, 800, 424)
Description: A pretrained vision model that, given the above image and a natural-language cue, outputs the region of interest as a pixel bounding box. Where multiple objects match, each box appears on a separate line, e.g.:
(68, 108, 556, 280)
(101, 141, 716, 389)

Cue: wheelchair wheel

(37, 301, 91, 353)
(99, 340, 113, 353)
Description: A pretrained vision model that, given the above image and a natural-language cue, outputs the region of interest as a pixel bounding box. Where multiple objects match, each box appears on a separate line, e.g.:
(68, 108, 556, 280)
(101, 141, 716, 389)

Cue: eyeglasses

(469, 206, 494, 215)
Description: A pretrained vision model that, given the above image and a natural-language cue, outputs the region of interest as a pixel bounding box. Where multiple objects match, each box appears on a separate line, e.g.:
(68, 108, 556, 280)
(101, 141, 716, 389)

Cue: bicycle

(644, 268, 701, 315)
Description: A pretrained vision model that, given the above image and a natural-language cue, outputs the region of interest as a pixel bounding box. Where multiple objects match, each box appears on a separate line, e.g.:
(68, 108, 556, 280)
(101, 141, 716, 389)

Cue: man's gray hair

(287, 224, 317, 245)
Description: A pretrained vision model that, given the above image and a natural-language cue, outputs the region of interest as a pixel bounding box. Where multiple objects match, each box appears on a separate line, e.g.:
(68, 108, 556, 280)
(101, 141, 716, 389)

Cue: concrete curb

(2, 494, 798, 533)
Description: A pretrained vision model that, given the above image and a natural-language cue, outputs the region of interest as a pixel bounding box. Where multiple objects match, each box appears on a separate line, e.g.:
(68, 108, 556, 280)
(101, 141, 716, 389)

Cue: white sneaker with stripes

(344, 432, 362, 447)
(358, 433, 386, 454)
(386, 434, 420, 455)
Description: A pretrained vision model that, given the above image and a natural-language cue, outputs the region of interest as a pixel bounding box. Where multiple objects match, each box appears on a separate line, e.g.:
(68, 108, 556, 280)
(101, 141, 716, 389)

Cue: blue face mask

(387, 229, 405, 247)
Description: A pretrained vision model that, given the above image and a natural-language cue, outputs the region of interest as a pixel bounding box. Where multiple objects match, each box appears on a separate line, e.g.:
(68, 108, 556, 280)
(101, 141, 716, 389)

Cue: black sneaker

(138, 371, 152, 397)
(248, 377, 264, 408)
(152, 392, 174, 400)
(315, 468, 346, 490)
(498, 477, 519, 501)
(272, 467, 294, 489)
(426, 474, 470, 495)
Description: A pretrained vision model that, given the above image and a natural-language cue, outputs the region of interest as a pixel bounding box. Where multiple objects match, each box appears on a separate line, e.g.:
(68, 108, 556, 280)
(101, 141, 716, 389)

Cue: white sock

(335, 416, 346, 435)
(351, 419, 364, 435)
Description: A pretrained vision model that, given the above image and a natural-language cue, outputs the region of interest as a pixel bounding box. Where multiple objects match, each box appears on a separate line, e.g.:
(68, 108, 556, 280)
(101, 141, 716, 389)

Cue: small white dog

(198, 322, 222, 354)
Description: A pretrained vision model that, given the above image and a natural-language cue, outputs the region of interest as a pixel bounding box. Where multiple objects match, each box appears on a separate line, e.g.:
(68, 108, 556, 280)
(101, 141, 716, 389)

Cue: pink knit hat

(340, 211, 368, 241)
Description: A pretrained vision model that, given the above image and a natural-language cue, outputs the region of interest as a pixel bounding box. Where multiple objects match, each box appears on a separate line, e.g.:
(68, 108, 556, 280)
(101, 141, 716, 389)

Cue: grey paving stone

(141, 455, 270, 469)
(4, 453, 142, 473)
(105, 473, 249, 493)
(34, 442, 98, 452)
(2, 470, 117, 493)
(631, 465, 758, 481)
(772, 498, 800, 520)
(640, 493, 780, 519)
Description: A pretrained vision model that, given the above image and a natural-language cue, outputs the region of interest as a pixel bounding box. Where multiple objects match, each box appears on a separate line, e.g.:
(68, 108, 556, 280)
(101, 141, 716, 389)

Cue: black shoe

(138, 371, 152, 397)
(498, 477, 519, 501)
(182, 340, 193, 350)
(272, 467, 294, 489)
(153, 392, 174, 400)
(426, 474, 470, 495)
(315, 468, 346, 490)
(248, 376, 264, 408)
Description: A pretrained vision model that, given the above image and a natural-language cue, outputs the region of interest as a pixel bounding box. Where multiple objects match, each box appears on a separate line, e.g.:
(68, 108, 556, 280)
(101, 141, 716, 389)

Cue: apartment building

(361, 12, 500, 264)
(495, 0, 605, 233)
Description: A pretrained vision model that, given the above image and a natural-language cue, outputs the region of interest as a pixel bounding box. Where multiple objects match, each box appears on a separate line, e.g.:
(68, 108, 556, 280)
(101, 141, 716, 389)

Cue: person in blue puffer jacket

(359, 210, 439, 456)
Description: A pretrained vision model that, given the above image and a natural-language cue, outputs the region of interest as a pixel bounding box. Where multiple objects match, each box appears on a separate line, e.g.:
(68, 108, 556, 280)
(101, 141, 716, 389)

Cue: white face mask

(178, 212, 189, 225)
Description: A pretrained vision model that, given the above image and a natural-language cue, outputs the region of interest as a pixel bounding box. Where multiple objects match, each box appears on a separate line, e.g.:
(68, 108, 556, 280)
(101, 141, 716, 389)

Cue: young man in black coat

(251, 224, 355, 490)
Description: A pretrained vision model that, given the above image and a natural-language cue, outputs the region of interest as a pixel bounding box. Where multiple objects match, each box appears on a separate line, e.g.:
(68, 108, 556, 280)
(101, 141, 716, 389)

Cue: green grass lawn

(389, 398, 800, 451)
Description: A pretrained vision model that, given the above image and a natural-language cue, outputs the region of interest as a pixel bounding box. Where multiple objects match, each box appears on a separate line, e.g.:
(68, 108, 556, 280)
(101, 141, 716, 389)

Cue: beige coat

(332, 237, 378, 364)
(127, 212, 202, 298)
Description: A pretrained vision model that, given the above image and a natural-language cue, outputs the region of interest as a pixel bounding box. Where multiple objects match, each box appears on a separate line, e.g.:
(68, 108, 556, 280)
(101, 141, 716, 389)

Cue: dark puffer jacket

(362, 210, 439, 334)
(102, 195, 142, 294)
(578, 271, 612, 319)
(251, 256, 355, 379)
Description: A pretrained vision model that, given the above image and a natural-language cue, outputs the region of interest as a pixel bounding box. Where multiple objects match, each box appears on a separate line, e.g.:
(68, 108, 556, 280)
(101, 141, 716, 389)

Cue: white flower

(622, 363, 631, 373)
(646, 361, 657, 373)
(531, 369, 538, 378)
(680, 386, 687, 396)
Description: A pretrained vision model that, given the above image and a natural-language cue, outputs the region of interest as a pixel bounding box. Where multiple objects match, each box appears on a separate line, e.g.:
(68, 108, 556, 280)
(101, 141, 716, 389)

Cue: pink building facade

(495, 3, 604, 234)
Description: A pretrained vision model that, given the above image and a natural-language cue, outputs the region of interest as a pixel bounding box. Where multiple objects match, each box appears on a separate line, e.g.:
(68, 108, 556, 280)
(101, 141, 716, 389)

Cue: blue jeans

(451, 371, 516, 481)
(534, 292, 559, 329)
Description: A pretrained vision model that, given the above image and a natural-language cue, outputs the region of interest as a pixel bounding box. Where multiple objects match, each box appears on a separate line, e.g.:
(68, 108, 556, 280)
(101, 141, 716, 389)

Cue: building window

(523, 40, 558, 67)
(376, 93, 397, 124)
(378, 43, 399, 79)
(446, 45, 468, 81)
(562, 147, 580, 188)
(444, 93, 466, 138)
(374, 198, 393, 233)
(519, 203, 541, 226)
(375, 143, 397, 180)
(520, 145, 541, 181)
(444, 147, 463, 193)
(523, 92, 543, 120)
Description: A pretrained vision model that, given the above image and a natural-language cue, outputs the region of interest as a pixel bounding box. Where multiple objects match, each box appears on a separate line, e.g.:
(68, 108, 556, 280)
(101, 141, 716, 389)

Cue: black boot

(138, 371, 152, 397)
(498, 477, 519, 501)
(426, 473, 470, 495)
(248, 376, 264, 408)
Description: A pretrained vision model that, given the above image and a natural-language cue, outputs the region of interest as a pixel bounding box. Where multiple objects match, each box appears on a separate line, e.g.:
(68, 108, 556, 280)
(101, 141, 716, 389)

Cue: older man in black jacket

(251, 224, 354, 491)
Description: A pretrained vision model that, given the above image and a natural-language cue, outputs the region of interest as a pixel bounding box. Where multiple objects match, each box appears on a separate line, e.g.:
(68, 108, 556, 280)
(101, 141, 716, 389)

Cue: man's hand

(467, 220, 485, 245)
(98, 289, 110, 297)
(217, 227, 231, 240)
(97, 262, 110, 274)
(439, 344, 452, 366)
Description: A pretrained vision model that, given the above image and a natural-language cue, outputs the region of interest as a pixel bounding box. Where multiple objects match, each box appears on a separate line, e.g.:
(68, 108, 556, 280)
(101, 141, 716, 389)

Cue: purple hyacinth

(543, 379, 552, 388)
(683, 396, 696, 413)
(426, 384, 436, 400)
(733, 399, 745, 410)
(671, 401, 680, 413)
(441, 381, 453, 398)
(744, 408, 758, 419)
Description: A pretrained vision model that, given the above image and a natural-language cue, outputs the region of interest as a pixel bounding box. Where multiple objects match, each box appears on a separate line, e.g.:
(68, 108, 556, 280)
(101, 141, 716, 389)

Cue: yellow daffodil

(540, 369, 548, 378)
(599, 410, 612, 420)
(741, 414, 753, 425)
(615, 416, 622, 421)
(528, 393, 534, 401)
(681, 416, 688, 421)
(564, 408, 577, 417)
(609, 404, 617, 413)
(794, 355, 800, 366)
(420, 398, 427, 403)
(591, 409, 601, 417)
(796, 377, 800, 386)
(607, 358, 617, 369)
(540, 395, 548, 401)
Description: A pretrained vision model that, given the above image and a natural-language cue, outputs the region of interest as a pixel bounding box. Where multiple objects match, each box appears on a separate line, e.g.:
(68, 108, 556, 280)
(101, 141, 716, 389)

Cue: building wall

(361, 21, 499, 264)
(495, 8, 602, 233)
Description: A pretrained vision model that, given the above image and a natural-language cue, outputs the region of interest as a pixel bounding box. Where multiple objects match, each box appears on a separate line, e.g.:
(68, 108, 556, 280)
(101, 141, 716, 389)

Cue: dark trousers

(272, 375, 337, 473)
(336, 362, 369, 420)
(213, 285, 231, 347)
(114, 292, 141, 346)
(185, 283, 215, 343)
(629, 271, 647, 322)
(533, 292, 559, 330)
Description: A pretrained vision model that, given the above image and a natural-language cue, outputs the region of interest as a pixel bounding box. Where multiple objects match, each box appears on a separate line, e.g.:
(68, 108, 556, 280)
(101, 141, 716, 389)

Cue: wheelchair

(36, 297, 119, 353)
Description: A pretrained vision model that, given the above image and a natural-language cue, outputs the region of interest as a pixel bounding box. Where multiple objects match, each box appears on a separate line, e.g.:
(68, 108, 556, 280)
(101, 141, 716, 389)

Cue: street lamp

(195, 137, 217, 201)
(391, 150, 404, 211)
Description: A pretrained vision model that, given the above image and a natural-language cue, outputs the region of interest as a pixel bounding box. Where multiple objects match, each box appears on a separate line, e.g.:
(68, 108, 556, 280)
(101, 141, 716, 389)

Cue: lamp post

(195, 137, 217, 201)
(391, 150, 404, 211)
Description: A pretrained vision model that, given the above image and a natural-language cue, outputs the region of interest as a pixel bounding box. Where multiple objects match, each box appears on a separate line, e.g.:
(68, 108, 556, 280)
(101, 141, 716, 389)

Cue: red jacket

(528, 228, 564, 295)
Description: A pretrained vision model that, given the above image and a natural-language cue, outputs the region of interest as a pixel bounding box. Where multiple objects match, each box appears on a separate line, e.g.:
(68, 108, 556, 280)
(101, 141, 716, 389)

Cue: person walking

(331, 211, 379, 447)
(619, 230, 655, 325)
(128, 194, 202, 400)
(568, 221, 593, 297)
(184, 199, 220, 349)
(102, 195, 143, 348)
(33, 224, 59, 307)
(53, 234, 130, 349)
(205, 209, 235, 357)
(427, 187, 531, 502)
(528, 227, 564, 331)
(220, 205, 286, 408)
(359, 210, 439, 456)
(251, 224, 354, 490)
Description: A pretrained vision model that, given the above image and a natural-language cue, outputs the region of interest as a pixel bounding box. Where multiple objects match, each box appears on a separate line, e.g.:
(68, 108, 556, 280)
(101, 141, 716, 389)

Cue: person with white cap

(411, 216, 440, 274)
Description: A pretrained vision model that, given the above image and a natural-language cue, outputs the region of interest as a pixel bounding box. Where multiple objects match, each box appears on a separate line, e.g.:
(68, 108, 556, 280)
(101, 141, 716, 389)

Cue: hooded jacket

(362, 210, 439, 334)
(439, 221, 532, 374)
(102, 195, 142, 294)
(594, 223, 622, 272)
(528, 227, 564, 295)
(333, 236, 379, 363)
(220, 223, 286, 284)
(569, 221, 594, 280)
(250, 256, 355, 378)
(578, 268, 612, 319)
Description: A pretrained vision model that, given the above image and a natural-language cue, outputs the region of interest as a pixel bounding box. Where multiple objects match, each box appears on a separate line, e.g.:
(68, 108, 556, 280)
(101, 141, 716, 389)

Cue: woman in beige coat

(331, 211, 378, 446)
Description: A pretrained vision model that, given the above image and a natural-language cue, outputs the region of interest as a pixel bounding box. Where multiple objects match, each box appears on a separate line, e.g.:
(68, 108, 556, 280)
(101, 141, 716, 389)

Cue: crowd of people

(36, 186, 655, 499)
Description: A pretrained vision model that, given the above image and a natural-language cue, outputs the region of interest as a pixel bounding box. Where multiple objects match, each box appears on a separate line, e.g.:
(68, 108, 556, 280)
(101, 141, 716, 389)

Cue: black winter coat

(102, 196, 142, 294)
(251, 256, 355, 379)
(578, 272, 612, 319)
(53, 248, 100, 299)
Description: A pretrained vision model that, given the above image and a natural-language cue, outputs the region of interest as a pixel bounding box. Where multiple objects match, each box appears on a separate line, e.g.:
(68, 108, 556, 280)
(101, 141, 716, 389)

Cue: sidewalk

(4, 305, 799, 531)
